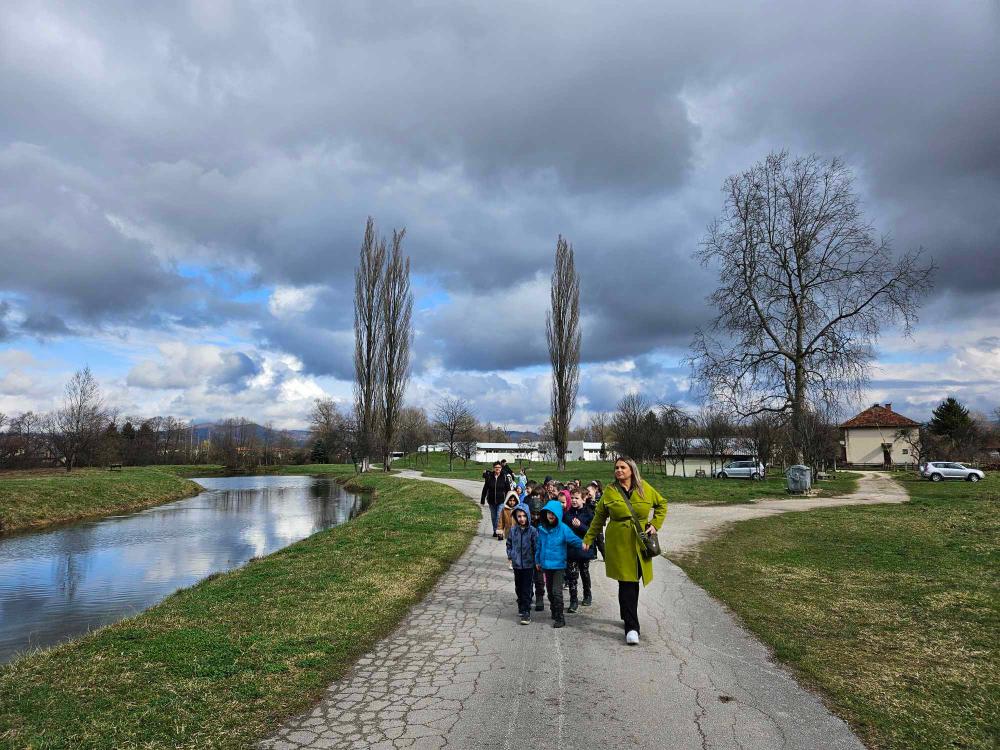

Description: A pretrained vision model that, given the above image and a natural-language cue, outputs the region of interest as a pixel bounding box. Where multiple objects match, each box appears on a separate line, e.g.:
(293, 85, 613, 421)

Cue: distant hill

(507, 430, 541, 442)
(191, 422, 311, 446)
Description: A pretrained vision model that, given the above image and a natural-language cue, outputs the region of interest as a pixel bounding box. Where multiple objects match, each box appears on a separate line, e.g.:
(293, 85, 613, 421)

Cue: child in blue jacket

(535, 499, 584, 628)
(506, 505, 537, 624)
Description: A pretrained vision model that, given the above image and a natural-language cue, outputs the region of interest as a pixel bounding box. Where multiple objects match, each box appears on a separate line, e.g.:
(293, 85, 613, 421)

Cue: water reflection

(0, 475, 366, 664)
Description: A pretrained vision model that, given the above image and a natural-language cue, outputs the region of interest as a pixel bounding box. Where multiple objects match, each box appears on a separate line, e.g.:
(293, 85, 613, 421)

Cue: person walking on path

(535, 499, 584, 628)
(506, 506, 538, 625)
(585, 480, 606, 561)
(495, 491, 521, 541)
(564, 488, 596, 611)
(583, 457, 666, 645)
(481, 461, 511, 538)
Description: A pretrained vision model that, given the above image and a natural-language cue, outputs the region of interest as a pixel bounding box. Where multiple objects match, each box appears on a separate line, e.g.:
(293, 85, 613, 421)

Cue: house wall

(844, 427, 918, 465)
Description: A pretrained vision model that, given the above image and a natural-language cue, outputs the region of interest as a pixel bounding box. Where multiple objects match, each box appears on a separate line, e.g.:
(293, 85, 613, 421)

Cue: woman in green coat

(583, 456, 666, 645)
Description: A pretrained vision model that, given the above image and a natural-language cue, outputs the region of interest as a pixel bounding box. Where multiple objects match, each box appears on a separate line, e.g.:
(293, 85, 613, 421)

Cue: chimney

(884, 403, 892, 411)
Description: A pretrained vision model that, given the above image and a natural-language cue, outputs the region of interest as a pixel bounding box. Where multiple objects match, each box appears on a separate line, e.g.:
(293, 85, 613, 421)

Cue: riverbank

(671, 473, 998, 750)
(0, 467, 202, 534)
(407, 453, 859, 503)
(0, 469, 480, 749)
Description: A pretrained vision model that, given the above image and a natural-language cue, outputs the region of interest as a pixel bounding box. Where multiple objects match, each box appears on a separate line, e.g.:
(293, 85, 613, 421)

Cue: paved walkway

(261, 471, 905, 750)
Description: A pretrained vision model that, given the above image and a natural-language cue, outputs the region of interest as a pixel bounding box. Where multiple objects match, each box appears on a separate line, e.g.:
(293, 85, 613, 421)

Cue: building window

(902, 449, 908, 455)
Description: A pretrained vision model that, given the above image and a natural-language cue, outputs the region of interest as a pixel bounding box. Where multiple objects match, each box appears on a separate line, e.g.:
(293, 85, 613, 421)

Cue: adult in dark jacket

(481, 462, 511, 538)
(563, 491, 596, 611)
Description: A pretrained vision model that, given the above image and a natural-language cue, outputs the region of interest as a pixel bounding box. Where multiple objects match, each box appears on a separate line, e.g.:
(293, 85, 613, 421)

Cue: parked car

(717, 460, 765, 480)
(920, 461, 985, 482)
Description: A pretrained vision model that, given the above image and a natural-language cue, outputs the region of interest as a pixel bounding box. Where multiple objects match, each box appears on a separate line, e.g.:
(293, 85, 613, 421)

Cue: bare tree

(47, 367, 108, 471)
(700, 407, 734, 476)
(309, 398, 353, 464)
(396, 406, 432, 466)
(661, 405, 694, 476)
(587, 411, 611, 461)
(546, 235, 581, 471)
(743, 413, 782, 473)
(353, 217, 386, 472)
(691, 151, 934, 462)
(433, 397, 476, 471)
(379, 228, 413, 471)
(611, 393, 648, 461)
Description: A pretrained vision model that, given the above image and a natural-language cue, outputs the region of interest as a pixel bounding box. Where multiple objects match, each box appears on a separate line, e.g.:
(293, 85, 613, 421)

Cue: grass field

(0, 468, 480, 750)
(671, 472, 999, 750)
(0, 467, 202, 534)
(406, 452, 859, 503)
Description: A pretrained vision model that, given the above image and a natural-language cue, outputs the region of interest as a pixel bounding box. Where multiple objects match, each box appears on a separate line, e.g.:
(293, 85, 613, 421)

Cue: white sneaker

(626, 630, 639, 645)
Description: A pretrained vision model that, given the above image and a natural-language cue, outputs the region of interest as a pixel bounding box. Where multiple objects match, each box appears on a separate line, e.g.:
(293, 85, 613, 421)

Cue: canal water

(0, 475, 367, 664)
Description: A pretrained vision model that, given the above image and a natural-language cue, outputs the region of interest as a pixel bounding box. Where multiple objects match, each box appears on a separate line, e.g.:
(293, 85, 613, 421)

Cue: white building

(472, 442, 546, 464)
(566, 441, 611, 461)
(840, 403, 920, 467)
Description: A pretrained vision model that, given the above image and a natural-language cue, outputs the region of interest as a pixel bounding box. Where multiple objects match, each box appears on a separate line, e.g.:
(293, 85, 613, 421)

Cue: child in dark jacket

(564, 488, 596, 611)
(535, 499, 584, 628)
(506, 506, 538, 624)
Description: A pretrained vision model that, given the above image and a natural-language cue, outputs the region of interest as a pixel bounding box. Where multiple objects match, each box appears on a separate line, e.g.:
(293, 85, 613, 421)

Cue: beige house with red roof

(840, 403, 921, 467)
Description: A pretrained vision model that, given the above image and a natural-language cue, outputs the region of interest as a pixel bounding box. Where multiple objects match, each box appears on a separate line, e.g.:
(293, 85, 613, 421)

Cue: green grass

(408, 452, 858, 503)
(671, 472, 999, 750)
(0, 468, 480, 750)
(0, 467, 202, 534)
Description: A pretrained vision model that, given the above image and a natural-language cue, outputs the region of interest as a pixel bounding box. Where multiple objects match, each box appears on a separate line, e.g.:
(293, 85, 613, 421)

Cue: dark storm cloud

(1, 0, 997, 376)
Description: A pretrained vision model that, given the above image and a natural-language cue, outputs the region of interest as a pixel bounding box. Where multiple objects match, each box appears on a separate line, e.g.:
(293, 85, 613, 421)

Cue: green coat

(583, 480, 666, 586)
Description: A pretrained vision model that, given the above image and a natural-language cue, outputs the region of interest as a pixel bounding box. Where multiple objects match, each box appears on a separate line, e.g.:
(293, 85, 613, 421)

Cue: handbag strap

(617, 483, 649, 542)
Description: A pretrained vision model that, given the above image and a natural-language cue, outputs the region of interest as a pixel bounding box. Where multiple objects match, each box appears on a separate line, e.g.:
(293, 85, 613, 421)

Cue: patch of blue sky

(412, 273, 451, 311)
(877, 349, 949, 366)
(15, 337, 130, 378)
(175, 262, 265, 300)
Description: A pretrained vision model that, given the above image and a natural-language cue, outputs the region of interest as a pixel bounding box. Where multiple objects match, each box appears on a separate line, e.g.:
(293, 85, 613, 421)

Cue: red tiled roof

(840, 404, 920, 429)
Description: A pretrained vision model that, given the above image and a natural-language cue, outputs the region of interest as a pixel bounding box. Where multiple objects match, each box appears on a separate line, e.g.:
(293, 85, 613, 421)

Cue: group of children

(485, 463, 605, 627)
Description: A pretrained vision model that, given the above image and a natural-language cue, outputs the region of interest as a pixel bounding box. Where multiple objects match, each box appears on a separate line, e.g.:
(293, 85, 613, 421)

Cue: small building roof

(840, 403, 920, 429)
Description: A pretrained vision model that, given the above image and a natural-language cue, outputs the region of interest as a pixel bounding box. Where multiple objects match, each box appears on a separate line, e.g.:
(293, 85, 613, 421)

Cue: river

(0, 474, 366, 664)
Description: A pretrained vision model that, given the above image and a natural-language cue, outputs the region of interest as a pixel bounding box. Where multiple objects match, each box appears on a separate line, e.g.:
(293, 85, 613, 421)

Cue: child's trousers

(566, 558, 591, 602)
(533, 567, 546, 603)
(543, 569, 565, 620)
(512, 568, 534, 615)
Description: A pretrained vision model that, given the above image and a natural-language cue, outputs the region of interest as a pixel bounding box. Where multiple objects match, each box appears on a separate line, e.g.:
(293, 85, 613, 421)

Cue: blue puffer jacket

(564, 504, 597, 561)
(506, 507, 537, 569)
(535, 500, 584, 570)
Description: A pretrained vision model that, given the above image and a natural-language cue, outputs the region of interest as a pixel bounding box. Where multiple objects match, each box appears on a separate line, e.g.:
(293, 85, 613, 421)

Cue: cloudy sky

(1, 1, 998, 430)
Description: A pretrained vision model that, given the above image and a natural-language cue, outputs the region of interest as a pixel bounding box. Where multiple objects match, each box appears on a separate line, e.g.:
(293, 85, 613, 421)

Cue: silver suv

(920, 461, 985, 482)
(717, 460, 765, 480)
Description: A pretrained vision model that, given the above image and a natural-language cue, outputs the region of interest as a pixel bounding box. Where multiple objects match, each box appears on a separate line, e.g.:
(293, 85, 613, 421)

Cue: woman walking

(583, 457, 666, 645)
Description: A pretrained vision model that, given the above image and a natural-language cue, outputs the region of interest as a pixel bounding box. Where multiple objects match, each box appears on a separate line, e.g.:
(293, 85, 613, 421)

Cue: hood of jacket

(512, 503, 531, 525)
(542, 499, 565, 527)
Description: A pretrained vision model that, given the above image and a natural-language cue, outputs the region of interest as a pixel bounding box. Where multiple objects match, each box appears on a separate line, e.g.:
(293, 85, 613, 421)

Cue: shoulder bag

(619, 485, 661, 559)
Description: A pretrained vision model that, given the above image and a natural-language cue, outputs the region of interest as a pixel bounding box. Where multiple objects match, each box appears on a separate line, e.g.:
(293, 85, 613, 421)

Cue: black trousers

(533, 567, 546, 601)
(513, 568, 534, 615)
(566, 558, 591, 602)
(543, 569, 565, 619)
(618, 580, 640, 633)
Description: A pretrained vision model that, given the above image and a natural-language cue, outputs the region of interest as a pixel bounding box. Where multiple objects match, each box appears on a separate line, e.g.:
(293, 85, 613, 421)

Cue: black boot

(567, 599, 578, 614)
(553, 617, 565, 628)
(582, 594, 592, 607)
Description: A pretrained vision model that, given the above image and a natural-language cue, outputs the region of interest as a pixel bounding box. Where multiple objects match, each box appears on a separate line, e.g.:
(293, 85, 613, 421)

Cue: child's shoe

(519, 613, 530, 625)
(582, 595, 592, 606)
(552, 617, 565, 628)
(534, 602, 544, 611)
(567, 600, 579, 614)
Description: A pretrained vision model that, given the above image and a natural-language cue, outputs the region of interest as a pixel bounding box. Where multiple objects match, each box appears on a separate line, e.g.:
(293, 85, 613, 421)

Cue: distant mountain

(191, 422, 311, 446)
(507, 430, 541, 442)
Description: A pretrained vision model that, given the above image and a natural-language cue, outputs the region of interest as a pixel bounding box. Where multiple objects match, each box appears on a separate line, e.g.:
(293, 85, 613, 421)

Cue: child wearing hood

(506, 505, 537, 624)
(535, 499, 584, 628)
(495, 491, 521, 541)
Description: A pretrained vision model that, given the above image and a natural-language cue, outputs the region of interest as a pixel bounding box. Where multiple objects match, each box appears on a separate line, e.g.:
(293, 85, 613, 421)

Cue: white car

(920, 461, 985, 482)
(717, 460, 765, 480)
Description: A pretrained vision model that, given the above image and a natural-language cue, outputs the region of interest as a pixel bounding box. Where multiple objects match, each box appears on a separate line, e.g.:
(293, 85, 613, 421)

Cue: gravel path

(260, 471, 904, 749)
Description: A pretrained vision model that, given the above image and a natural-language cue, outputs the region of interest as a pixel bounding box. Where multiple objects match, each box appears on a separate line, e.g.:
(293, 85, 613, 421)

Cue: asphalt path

(260, 471, 904, 750)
